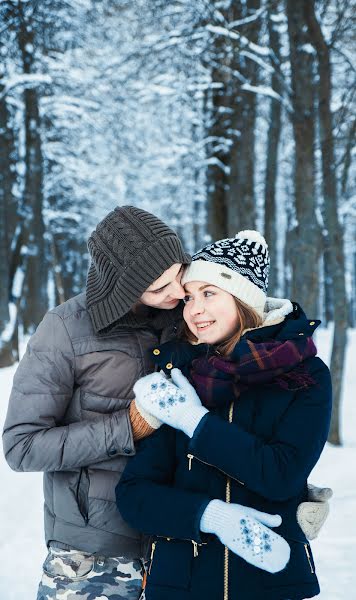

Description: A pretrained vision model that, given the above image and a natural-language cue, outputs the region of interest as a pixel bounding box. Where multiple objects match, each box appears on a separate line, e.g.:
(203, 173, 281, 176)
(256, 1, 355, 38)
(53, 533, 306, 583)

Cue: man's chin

(160, 300, 180, 309)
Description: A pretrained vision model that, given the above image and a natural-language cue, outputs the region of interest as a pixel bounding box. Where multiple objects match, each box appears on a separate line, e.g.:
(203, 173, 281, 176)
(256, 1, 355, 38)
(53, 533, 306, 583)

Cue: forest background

(0, 2, 355, 598)
(0, 0, 355, 452)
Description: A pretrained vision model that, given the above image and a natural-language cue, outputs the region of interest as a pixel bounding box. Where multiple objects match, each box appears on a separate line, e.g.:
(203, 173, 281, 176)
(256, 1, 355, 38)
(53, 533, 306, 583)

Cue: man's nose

(170, 280, 186, 299)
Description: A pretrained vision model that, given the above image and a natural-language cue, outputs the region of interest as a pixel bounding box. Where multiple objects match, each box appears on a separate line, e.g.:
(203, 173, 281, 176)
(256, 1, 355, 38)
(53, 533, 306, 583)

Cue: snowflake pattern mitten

(200, 500, 290, 573)
(133, 369, 208, 437)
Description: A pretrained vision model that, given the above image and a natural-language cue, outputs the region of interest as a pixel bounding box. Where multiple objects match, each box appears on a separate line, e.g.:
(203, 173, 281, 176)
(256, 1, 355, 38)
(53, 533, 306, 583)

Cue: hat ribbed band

(182, 260, 266, 317)
(88, 235, 190, 332)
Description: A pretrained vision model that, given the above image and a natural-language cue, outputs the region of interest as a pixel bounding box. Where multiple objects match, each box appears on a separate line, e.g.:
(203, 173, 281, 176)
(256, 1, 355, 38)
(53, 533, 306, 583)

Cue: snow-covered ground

(0, 328, 355, 599)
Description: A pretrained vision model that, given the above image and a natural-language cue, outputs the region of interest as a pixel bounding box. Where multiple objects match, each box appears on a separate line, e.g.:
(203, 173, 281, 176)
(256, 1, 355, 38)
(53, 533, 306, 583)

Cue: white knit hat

(182, 230, 269, 317)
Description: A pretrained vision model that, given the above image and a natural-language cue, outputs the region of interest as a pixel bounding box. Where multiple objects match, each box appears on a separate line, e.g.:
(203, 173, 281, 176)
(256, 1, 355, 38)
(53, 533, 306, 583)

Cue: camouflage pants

(37, 545, 145, 599)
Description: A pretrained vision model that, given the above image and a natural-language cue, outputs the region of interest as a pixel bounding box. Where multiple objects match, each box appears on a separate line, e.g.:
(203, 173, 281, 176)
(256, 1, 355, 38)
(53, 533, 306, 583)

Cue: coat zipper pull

(304, 543, 314, 574)
(187, 454, 194, 470)
(192, 540, 199, 557)
(148, 541, 156, 575)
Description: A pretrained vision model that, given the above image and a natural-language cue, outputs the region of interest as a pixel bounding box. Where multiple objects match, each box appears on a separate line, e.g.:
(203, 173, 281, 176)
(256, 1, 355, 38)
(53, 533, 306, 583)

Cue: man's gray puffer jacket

(2, 292, 179, 558)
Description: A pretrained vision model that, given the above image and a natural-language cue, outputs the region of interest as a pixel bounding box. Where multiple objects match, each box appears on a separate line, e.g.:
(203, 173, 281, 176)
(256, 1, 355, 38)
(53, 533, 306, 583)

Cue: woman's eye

(183, 295, 192, 303)
(204, 290, 215, 297)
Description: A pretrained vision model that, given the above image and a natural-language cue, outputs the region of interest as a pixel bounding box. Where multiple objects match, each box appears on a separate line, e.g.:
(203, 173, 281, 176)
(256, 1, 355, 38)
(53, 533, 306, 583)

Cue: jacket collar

(242, 298, 320, 342)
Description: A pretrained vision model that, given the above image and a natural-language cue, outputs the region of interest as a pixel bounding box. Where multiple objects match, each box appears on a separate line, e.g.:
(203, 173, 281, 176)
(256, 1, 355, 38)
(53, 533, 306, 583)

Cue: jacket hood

(243, 299, 320, 343)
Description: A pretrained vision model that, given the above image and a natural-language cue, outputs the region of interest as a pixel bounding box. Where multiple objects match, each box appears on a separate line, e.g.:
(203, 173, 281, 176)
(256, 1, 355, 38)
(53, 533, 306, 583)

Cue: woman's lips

(195, 321, 215, 331)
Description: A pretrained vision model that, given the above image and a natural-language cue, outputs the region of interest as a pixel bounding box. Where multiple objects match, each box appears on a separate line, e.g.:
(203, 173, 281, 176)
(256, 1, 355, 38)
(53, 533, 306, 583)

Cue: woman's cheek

(183, 305, 193, 332)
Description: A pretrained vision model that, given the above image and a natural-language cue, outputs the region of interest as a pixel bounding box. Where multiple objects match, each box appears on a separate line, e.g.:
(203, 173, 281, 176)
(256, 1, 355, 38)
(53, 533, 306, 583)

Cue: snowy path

(0, 329, 355, 599)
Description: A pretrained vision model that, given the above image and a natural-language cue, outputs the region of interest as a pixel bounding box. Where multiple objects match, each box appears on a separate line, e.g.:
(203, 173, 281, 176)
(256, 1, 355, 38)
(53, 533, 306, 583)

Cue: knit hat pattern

(87, 206, 191, 332)
(182, 230, 269, 316)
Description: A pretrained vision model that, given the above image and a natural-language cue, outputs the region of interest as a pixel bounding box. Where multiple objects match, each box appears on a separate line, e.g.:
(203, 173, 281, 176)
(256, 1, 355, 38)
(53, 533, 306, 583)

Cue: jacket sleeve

(116, 425, 210, 542)
(188, 358, 332, 502)
(2, 311, 135, 472)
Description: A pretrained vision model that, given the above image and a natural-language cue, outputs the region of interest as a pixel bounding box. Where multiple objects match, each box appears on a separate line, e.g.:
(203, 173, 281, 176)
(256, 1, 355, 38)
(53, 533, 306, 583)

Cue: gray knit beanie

(87, 205, 191, 332)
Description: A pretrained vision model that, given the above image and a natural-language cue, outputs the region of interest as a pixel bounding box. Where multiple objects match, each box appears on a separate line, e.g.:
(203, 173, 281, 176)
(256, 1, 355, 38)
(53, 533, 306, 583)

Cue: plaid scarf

(188, 337, 317, 409)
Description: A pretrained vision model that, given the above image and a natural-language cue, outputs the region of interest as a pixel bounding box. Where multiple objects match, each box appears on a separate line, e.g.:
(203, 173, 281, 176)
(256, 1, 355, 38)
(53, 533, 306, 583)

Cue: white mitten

(200, 500, 290, 573)
(296, 483, 333, 540)
(133, 369, 208, 437)
(133, 400, 162, 430)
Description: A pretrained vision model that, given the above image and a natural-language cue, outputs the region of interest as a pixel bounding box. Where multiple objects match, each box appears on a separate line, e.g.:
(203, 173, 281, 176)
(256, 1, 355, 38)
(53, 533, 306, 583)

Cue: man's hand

(297, 483, 333, 540)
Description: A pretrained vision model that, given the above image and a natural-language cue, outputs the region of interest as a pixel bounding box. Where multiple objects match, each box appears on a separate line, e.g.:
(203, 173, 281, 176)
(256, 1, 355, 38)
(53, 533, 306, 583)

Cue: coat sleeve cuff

(193, 498, 213, 543)
(104, 409, 136, 457)
(188, 411, 211, 450)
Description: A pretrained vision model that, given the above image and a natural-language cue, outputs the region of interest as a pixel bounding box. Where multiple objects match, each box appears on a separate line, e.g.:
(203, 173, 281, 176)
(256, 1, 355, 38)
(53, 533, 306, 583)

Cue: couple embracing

(3, 206, 332, 600)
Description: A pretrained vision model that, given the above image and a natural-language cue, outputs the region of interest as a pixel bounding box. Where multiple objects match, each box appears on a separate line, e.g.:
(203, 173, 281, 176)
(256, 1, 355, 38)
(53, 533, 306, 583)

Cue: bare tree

(0, 67, 15, 366)
(227, 0, 261, 234)
(16, 2, 48, 332)
(206, 22, 232, 240)
(207, 0, 263, 239)
(305, 0, 348, 445)
(286, 0, 322, 318)
(264, 0, 283, 296)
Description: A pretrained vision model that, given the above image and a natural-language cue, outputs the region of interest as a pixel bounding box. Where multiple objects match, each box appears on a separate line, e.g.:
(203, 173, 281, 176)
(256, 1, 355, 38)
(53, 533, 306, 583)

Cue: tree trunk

(228, 0, 260, 234)
(286, 0, 321, 318)
(305, 0, 348, 446)
(206, 39, 230, 241)
(0, 50, 18, 366)
(207, 0, 261, 240)
(264, 0, 282, 296)
(17, 7, 48, 332)
(351, 251, 356, 328)
(323, 244, 333, 324)
(51, 227, 88, 303)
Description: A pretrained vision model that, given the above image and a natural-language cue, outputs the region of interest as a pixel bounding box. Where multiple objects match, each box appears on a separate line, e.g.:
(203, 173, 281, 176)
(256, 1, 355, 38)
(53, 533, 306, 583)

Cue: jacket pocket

(43, 547, 95, 580)
(76, 467, 90, 523)
(262, 538, 317, 590)
(147, 539, 193, 591)
(80, 389, 129, 415)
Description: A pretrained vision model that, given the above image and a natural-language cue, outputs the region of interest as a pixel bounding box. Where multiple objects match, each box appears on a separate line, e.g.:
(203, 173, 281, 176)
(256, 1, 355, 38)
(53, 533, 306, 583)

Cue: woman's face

(183, 281, 240, 345)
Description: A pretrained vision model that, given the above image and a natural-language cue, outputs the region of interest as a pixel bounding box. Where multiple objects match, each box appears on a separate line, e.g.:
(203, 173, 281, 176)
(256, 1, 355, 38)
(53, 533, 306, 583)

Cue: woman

(116, 230, 332, 600)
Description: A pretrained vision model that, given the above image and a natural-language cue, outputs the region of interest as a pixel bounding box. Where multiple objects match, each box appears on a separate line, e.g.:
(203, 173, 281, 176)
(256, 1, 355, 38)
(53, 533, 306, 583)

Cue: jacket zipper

(148, 537, 205, 576)
(304, 543, 314, 574)
(224, 401, 234, 600)
(187, 402, 237, 600)
(187, 434, 244, 486)
(187, 452, 245, 486)
(285, 536, 315, 575)
(148, 541, 156, 575)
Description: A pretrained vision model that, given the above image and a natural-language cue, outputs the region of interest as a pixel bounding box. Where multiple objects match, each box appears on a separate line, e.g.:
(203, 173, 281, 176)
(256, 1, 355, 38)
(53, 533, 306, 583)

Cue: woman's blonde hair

(182, 296, 263, 356)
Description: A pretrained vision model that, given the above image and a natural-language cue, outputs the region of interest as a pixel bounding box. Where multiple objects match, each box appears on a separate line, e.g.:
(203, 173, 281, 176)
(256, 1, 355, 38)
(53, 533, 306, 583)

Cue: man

(3, 205, 330, 599)
(3, 206, 191, 599)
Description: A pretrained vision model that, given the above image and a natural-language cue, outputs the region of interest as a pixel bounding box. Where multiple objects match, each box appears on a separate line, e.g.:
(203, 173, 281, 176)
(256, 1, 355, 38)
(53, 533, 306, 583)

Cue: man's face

(139, 263, 186, 309)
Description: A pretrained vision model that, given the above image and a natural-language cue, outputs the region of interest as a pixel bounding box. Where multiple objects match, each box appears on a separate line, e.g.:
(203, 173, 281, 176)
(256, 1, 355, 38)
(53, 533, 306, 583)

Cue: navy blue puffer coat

(116, 304, 332, 600)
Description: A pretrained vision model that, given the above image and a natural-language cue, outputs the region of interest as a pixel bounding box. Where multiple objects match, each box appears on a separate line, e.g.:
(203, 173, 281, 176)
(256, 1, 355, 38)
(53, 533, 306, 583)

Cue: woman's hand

(133, 369, 208, 437)
(200, 500, 290, 573)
